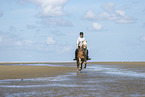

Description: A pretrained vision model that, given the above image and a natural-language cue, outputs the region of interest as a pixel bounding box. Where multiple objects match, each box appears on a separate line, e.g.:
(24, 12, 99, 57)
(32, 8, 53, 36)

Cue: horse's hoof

(84, 66, 86, 69)
(79, 68, 81, 71)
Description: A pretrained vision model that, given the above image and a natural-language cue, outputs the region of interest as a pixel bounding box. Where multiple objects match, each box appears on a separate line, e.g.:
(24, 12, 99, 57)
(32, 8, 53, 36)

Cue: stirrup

(73, 58, 77, 60)
(87, 58, 91, 60)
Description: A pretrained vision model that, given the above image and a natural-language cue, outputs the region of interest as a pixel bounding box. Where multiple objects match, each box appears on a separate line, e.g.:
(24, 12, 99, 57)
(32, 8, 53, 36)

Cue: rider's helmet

(80, 32, 84, 35)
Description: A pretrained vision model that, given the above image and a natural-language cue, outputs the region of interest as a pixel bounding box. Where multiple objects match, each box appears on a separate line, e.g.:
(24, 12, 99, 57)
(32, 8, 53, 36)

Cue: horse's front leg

(79, 58, 81, 70)
(84, 59, 87, 69)
(84, 50, 87, 69)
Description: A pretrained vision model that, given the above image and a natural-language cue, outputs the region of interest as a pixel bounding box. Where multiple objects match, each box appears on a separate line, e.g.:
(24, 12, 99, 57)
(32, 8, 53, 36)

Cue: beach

(0, 62, 145, 97)
(0, 65, 76, 80)
(0, 61, 145, 80)
(0, 62, 145, 80)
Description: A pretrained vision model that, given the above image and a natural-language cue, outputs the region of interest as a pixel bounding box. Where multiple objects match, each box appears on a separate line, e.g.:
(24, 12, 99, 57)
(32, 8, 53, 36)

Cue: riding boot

(74, 49, 78, 60)
(87, 49, 91, 60)
(75, 49, 78, 59)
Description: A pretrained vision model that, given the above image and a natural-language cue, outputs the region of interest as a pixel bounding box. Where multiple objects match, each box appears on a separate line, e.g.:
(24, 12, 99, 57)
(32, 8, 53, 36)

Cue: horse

(77, 41, 87, 71)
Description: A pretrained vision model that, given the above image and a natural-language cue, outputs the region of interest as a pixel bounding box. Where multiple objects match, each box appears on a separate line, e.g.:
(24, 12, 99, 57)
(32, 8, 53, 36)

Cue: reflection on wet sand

(0, 63, 145, 97)
(77, 70, 88, 76)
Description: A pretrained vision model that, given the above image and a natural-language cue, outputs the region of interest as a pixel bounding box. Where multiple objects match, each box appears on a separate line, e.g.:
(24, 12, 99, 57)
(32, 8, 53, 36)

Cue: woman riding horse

(74, 32, 91, 71)
(74, 32, 91, 60)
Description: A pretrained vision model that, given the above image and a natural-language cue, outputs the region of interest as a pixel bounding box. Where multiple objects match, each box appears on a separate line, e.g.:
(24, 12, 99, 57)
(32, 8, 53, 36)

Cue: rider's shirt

(77, 37, 86, 47)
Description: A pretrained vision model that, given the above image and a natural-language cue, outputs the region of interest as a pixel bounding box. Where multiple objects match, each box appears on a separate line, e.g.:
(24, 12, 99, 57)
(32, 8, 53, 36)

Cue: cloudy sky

(0, 0, 145, 62)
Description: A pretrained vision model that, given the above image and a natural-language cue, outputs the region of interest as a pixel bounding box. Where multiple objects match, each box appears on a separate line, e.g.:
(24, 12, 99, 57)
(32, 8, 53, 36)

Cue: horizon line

(0, 61, 145, 64)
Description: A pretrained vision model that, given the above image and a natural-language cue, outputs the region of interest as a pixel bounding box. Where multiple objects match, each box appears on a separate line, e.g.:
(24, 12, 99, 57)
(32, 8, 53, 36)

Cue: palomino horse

(77, 41, 87, 71)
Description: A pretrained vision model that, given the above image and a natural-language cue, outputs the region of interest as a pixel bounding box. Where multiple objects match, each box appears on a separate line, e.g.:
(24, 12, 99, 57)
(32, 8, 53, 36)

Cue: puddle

(89, 65, 145, 78)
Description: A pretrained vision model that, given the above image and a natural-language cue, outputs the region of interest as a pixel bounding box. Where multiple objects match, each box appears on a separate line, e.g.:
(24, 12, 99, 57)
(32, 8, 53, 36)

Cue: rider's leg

(74, 49, 78, 60)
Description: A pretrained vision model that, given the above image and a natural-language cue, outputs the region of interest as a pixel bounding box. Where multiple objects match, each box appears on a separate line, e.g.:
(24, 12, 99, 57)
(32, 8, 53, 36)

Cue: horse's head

(82, 41, 87, 50)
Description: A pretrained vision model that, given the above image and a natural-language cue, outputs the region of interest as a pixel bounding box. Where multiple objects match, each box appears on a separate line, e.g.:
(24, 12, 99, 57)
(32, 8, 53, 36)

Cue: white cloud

(83, 2, 135, 24)
(18, 0, 36, 6)
(0, 31, 72, 55)
(88, 22, 102, 31)
(41, 18, 73, 27)
(98, 12, 110, 20)
(22, 0, 72, 27)
(24, 40, 34, 45)
(15, 40, 35, 47)
(83, 10, 97, 20)
(15, 41, 23, 46)
(115, 18, 134, 24)
(0, 33, 15, 47)
(27, 0, 68, 17)
(18, 0, 26, 5)
(0, 32, 67, 54)
(83, 10, 111, 20)
(115, 10, 126, 17)
(0, 32, 36, 49)
(102, 2, 115, 12)
(46, 37, 56, 45)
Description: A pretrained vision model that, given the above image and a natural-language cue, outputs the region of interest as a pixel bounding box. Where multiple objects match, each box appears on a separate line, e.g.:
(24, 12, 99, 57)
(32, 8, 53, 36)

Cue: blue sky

(0, 0, 145, 62)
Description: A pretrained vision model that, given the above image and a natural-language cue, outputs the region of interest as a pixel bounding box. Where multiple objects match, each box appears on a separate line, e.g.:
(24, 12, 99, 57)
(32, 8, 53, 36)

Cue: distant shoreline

(0, 61, 145, 65)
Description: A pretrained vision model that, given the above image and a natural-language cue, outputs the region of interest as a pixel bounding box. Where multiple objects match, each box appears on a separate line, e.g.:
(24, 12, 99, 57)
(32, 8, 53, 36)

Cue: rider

(74, 32, 91, 60)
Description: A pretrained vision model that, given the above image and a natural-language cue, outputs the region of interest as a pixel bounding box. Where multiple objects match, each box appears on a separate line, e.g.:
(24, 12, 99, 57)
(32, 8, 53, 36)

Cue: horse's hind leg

(81, 60, 84, 70)
(84, 61, 87, 69)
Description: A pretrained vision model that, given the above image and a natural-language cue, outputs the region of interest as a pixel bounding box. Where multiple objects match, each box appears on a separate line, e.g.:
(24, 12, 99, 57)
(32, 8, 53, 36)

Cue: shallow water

(0, 64, 145, 97)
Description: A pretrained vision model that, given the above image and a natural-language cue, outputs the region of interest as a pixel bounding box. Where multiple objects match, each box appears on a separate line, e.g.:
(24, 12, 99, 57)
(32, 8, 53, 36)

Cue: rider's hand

(77, 47, 79, 49)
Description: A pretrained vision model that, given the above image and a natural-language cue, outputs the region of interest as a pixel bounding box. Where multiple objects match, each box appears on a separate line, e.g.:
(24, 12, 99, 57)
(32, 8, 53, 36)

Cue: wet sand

(0, 62, 145, 97)
(0, 65, 75, 80)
